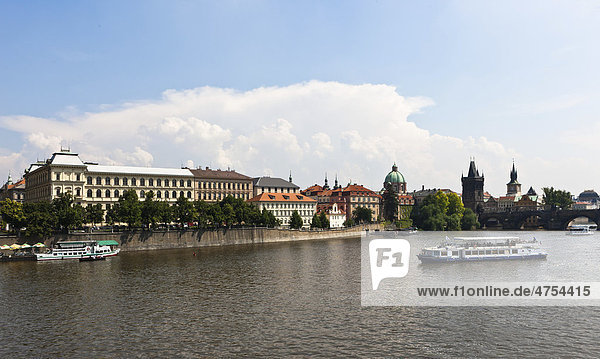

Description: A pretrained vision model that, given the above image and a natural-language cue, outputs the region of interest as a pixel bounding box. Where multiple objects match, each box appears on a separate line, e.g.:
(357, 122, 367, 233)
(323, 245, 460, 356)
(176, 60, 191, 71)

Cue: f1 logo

(369, 239, 410, 290)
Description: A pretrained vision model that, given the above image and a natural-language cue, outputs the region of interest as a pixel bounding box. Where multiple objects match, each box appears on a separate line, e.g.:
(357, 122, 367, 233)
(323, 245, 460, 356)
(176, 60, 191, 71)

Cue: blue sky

(1, 0, 599, 196)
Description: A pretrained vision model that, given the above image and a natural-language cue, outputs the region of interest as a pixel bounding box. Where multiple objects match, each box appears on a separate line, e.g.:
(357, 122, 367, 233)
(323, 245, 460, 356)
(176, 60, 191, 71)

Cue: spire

(334, 174, 339, 189)
(323, 172, 330, 190)
(509, 160, 518, 183)
(7, 171, 12, 185)
(467, 159, 479, 178)
(289, 170, 292, 183)
(392, 162, 398, 172)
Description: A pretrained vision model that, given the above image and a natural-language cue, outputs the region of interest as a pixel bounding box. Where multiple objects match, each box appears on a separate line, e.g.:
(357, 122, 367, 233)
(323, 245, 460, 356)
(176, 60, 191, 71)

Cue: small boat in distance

(566, 224, 597, 235)
(417, 236, 547, 263)
(36, 240, 120, 261)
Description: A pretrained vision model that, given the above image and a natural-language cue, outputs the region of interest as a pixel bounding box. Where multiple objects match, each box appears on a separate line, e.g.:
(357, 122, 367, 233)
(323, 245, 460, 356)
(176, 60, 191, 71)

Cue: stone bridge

(478, 209, 600, 230)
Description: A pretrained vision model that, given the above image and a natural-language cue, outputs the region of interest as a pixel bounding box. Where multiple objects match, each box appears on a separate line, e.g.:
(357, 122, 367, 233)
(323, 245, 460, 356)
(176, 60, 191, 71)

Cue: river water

(1, 231, 599, 357)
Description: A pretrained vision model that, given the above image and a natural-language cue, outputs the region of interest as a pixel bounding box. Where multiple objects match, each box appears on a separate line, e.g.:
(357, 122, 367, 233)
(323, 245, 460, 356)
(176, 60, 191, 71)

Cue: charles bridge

(478, 209, 600, 230)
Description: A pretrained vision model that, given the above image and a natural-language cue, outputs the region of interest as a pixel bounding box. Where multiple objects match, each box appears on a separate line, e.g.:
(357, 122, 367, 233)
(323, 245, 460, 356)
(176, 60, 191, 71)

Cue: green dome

(385, 164, 405, 184)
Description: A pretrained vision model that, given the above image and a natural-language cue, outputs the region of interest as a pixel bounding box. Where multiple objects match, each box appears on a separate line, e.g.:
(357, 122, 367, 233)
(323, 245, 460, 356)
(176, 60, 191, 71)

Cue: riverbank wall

(0, 224, 382, 251)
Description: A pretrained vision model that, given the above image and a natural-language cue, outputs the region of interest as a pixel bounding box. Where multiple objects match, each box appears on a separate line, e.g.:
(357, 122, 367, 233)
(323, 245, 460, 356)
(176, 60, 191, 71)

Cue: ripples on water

(1, 232, 600, 357)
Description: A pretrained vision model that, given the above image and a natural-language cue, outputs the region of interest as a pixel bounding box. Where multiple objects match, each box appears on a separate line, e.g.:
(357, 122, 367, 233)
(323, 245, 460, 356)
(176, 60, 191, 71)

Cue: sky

(1, 0, 600, 197)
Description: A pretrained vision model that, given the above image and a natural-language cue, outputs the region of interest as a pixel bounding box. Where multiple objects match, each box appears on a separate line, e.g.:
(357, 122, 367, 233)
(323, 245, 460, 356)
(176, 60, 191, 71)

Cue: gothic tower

(506, 162, 522, 196)
(461, 159, 485, 213)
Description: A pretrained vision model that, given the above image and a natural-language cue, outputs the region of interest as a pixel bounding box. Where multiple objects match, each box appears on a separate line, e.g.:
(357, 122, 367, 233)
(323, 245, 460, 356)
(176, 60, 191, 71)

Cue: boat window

(512, 249, 518, 254)
(485, 250, 491, 255)
(452, 251, 459, 256)
(465, 251, 471, 255)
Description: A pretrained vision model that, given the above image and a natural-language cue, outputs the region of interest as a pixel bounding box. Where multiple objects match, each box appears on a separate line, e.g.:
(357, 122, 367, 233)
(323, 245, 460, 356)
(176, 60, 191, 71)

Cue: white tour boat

(566, 224, 597, 235)
(35, 240, 120, 261)
(417, 236, 547, 263)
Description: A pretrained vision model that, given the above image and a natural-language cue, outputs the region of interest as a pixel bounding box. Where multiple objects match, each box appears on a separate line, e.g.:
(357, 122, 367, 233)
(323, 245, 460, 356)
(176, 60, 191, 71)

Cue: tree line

(0, 190, 280, 238)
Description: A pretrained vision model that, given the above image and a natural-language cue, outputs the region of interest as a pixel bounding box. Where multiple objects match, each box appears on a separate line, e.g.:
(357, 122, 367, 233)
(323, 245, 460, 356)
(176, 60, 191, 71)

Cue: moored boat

(35, 240, 120, 261)
(417, 236, 547, 263)
(566, 224, 596, 235)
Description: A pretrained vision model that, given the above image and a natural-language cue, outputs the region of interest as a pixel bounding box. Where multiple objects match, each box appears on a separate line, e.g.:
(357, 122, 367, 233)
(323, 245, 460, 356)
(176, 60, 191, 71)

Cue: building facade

(506, 162, 522, 197)
(0, 174, 26, 203)
(247, 192, 316, 228)
(24, 151, 195, 210)
(253, 176, 300, 196)
(191, 167, 253, 202)
(342, 184, 381, 220)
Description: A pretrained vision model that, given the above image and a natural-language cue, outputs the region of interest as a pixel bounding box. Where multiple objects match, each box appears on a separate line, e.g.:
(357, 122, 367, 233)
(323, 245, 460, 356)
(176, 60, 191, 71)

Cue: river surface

(1, 231, 600, 357)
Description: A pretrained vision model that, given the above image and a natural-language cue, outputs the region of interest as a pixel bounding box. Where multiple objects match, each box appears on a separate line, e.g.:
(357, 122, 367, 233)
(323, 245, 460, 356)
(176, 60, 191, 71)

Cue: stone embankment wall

(1, 224, 382, 251)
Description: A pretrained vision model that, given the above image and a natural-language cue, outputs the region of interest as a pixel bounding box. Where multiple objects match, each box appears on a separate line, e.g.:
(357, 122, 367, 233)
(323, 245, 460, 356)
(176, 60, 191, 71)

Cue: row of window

(200, 181, 250, 190)
(86, 176, 192, 188)
(86, 189, 192, 199)
(263, 202, 313, 209)
(201, 192, 249, 200)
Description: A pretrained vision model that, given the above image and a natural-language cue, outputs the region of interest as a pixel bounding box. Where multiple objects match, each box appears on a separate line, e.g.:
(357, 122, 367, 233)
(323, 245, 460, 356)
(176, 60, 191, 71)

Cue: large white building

(25, 151, 195, 209)
(247, 192, 316, 228)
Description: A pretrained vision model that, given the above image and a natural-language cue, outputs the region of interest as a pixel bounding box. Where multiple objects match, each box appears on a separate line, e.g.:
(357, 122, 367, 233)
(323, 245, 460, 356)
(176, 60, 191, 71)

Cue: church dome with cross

(383, 163, 407, 194)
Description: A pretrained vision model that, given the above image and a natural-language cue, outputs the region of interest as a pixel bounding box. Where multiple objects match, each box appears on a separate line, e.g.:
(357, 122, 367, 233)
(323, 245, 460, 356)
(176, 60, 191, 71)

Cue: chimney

(422, 185, 425, 190)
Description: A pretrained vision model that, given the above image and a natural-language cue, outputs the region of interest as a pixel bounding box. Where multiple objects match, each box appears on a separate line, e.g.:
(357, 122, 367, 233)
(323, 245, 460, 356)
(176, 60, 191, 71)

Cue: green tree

(141, 191, 160, 229)
(0, 198, 26, 235)
(85, 204, 104, 227)
(24, 202, 57, 238)
(310, 213, 322, 229)
(289, 210, 303, 229)
(52, 193, 84, 232)
(261, 208, 279, 228)
(343, 217, 355, 227)
(447, 192, 465, 216)
(542, 187, 573, 209)
(194, 200, 212, 228)
(461, 208, 479, 230)
(174, 195, 197, 227)
(157, 201, 173, 227)
(446, 213, 462, 231)
(105, 203, 120, 226)
(318, 211, 330, 229)
(382, 184, 399, 221)
(222, 203, 235, 227)
(118, 189, 142, 229)
(353, 206, 373, 224)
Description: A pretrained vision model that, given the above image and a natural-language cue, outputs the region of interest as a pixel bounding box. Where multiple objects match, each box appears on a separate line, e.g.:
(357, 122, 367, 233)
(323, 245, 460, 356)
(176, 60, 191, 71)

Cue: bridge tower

(506, 161, 522, 196)
(461, 159, 485, 214)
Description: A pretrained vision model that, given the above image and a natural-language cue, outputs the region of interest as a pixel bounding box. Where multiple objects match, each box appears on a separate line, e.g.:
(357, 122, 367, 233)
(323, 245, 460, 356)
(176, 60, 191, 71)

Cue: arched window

(157, 179, 162, 187)
(114, 190, 120, 197)
(149, 178, 154, 186)
(76, 188, 81, 196)
(140, 178, 145, 186)
(55, 187, 61, 196)
(140, 190, 145, 198)
(123, 178, 128, 186)
(172, 179, 177, 187)
(187, 180, 192, 187)
(87, 176, 92, 185)
(105, 189, 111, 198)
(172, 191, 177, 198)
(96, 177, 101, 185)
(187, 191, 192, 199)
(114, 177, 120, 185)
(96, 189, 102, 198)
(157, 191, 162, 198)
(179, 179, 184, 187)
(180, 191, 184, 198)
(87, 189, 92, 197)
(105, 177, 111, 185)
(131, 178, 137, 186)
(165, 191, 169, 199)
